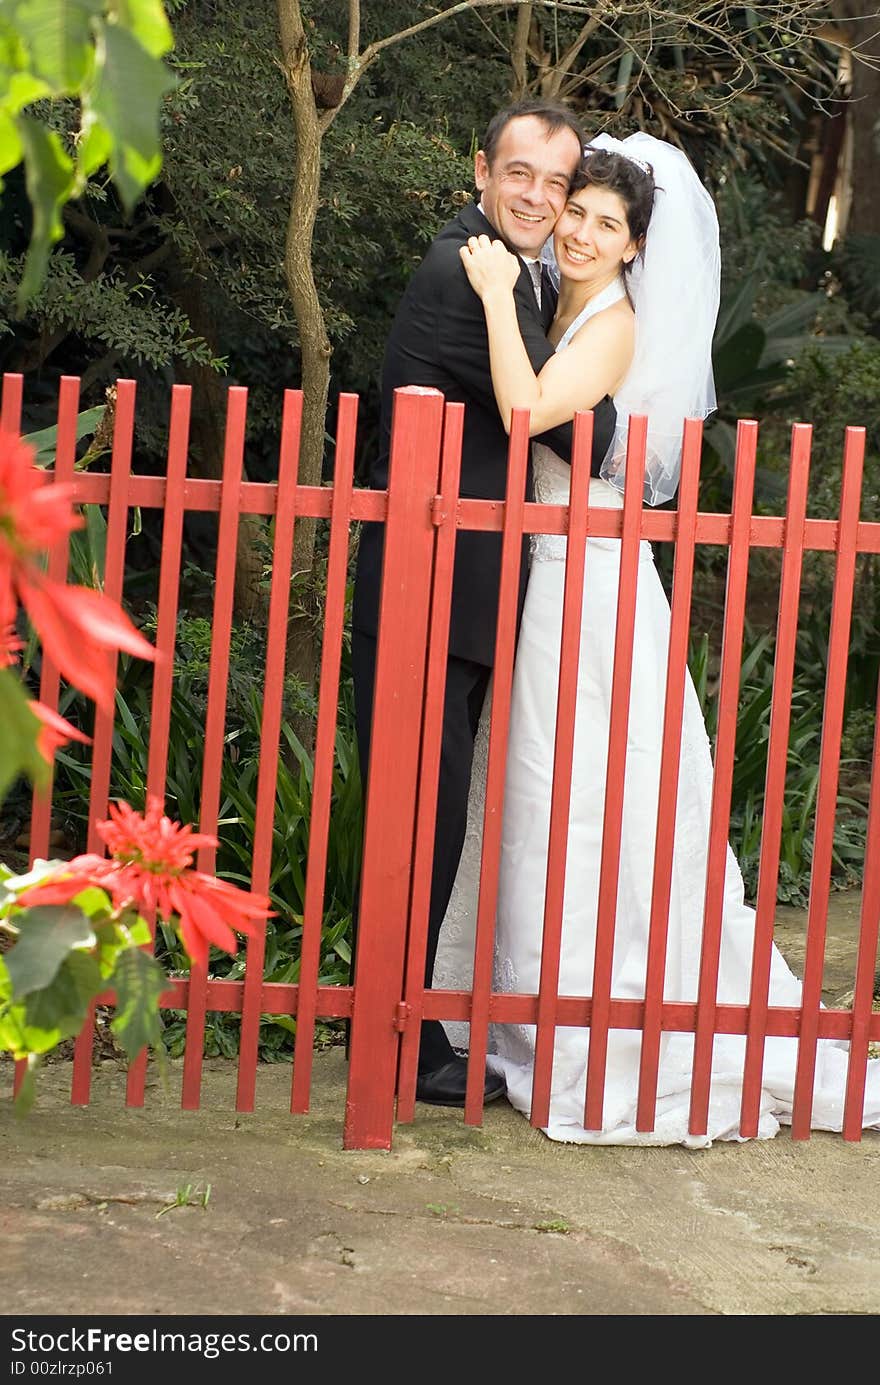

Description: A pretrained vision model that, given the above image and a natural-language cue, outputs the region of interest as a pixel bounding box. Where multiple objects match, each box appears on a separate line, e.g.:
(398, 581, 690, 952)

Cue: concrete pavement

(1, 889, 879, 1319)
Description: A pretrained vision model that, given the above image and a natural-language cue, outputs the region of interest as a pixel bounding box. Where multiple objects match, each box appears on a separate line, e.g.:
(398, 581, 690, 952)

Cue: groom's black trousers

(350, 629, 492, 1073)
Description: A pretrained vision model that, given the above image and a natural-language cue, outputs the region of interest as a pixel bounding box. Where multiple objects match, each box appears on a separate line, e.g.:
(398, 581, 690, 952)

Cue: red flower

(2, 621, 91, 762)
(0, 431, 156, 713)
(29, 700, 91, 762)
(0, 431, 80, 556)
(0, 622, 23, 666)
(22, 798, 273, 971)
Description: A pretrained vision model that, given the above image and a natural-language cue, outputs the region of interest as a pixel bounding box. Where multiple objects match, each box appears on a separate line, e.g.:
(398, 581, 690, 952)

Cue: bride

(435, 131, 880, 1146)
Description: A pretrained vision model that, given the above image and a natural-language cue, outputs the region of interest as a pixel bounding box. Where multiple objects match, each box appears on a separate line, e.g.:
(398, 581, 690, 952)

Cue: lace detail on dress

(530, 449, 626, 563)
(530, 445, 571, 563)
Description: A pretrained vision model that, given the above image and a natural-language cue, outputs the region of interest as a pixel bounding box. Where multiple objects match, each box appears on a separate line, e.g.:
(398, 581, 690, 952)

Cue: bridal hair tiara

(584, 138, 653, 177)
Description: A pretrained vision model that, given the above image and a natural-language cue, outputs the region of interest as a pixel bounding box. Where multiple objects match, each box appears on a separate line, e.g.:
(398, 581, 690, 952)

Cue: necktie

(527, 260, 542, 310)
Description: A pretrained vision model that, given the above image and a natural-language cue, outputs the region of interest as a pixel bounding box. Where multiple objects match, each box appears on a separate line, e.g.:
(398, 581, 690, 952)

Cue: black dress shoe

(415, 1057, 506, 1108)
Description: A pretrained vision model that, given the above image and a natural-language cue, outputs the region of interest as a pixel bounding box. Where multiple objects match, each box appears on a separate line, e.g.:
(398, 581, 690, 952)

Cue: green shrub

(51, 612, 362, 1059)
(690, 630, 867, 907)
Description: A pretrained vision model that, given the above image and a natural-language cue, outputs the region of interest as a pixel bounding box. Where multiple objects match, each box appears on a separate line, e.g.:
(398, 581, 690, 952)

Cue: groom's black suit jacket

(352, 199, 617, 668)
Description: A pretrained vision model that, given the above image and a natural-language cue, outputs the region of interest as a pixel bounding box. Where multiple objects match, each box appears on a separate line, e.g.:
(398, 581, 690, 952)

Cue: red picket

(29, 376, 81, 864)
(582, 415, 648, 1131)
(688, 420, 758, 1135)
(178, 387, 249, 1110)
(236, 389, 303, 1112)
(396, 401, 465, 1124)
(527, 409, 595, 1130)
(343, 386, 445, 1150)
(791, 427, 864, 1135)
(636, 416, 703, 1131)
(739, 425, 812, 1137)
(463, 408, 530, 1126)
(290, 393, 358, 1112)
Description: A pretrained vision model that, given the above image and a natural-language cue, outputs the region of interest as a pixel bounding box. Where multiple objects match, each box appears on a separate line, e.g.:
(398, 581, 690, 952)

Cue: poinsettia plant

(0, 430, 271, 1108)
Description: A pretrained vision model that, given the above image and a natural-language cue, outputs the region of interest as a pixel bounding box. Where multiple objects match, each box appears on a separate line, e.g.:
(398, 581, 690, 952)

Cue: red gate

(2, 371, 879, 1150)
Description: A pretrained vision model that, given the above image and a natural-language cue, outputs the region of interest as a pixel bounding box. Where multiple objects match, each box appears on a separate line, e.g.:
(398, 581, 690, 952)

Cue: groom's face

(475, 115, 581, 258)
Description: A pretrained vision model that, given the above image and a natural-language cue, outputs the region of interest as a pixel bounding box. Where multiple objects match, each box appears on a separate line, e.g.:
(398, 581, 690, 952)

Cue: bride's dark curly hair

(570, 150, 657, 302)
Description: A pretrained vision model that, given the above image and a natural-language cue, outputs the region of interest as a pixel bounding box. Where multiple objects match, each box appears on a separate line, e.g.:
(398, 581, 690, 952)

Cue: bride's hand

(459, 234, 521, 301)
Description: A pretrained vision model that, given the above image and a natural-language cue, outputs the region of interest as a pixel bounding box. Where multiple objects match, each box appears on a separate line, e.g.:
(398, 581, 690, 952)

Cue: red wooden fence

(2, 371, 879, 1150)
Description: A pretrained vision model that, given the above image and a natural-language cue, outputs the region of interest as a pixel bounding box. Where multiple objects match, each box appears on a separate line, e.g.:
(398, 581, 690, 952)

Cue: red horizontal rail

(24, 469, 880, 553)
(21, 980, 872, 1045)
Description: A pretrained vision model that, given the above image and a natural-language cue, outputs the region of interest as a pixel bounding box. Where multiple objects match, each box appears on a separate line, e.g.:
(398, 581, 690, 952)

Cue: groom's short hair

(481, 99, 585, 169)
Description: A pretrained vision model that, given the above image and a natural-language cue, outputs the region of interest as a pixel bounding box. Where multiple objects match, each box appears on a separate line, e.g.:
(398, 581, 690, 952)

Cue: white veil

(542, 131, 721, 506)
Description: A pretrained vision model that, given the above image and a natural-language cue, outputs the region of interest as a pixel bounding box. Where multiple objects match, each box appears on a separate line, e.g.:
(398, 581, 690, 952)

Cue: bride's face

(553, 185, 639, 286)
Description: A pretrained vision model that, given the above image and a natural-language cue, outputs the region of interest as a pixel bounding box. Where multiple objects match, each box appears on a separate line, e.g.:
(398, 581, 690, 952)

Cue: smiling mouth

(510, 209, 545, 225)
(563, 246, 594, 264)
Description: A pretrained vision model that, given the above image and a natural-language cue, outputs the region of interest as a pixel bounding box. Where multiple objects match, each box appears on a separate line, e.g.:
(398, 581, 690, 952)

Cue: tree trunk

(510, 4, 532, 97)
(277, 1, 333, 750)
(833, 1, 880, 234)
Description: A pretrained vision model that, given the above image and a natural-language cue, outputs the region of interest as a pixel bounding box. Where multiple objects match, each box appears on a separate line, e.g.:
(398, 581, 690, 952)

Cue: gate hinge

(430, 496, 448, 527)
(393, 1002, 411, 1032)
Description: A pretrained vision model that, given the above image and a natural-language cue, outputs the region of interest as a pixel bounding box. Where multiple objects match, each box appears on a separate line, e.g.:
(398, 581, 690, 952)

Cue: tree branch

(128, 240, 174, 279)
(347, 0, 360, 64)
(554, 13, 606, 83)
(80, 350, 123, 395)
(12, 207, 113, 373)
(61, 206, 111, 281)
(511, 3, 532, 95)
(320, 0, 544, 132)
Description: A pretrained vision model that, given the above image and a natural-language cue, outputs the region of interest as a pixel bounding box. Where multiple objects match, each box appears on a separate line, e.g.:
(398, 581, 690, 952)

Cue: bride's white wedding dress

(432, 280, 880, 1146)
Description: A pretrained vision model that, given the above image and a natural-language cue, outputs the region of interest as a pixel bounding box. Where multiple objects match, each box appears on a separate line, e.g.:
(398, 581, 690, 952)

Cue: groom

(351, 98, 616, 1106)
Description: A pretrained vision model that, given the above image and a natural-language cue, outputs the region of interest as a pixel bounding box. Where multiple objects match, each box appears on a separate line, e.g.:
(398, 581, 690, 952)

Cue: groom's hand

(459, 234, 521, 302)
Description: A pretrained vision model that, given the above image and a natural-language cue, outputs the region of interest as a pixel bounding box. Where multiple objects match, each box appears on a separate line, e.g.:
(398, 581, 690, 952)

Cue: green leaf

(759, 334, 854, 369)
(14, 113, 75, 309)
(0, 948, 84, 1055)
(23, 403, 105, 465)
(24, 946, 101, 1030)
(2, 68, 52, 114)
(83, 501, 107, 585)
(715, 273, 758, 346)
(268, 1014, 297, 1036)
(111, 0, 174, 58)
(74, 114, 110, 179)
(5, 904, 96, 998)
(0, 667, 49, 804)
(0, 857, 72, 917)
(13, 1057, 39, 1115)
(108, 944, 166, 1058)
(763, 293, 826, 337)
(87, 22, 176, 210)
(0, 1000, 64, 1053)
(713, 320, 766, 391)
(61, 883, 114, 921)
(125, 914, 152, 946)
(0, 107, 24, 180)
(12, 0, 102, 91)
